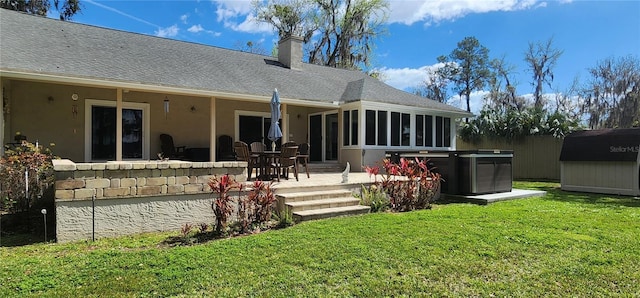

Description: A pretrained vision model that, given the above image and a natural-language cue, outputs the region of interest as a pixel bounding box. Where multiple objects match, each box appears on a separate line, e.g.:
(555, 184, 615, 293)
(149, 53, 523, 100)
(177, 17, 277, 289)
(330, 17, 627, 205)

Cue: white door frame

(308, 110, 338, 162)
(234, 110, 289, 143)
(84, 99, 150, 162)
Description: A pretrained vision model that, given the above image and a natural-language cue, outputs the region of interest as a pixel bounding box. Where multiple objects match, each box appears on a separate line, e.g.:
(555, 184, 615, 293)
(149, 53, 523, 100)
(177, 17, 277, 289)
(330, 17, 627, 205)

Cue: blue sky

(69, 0, 639, 112)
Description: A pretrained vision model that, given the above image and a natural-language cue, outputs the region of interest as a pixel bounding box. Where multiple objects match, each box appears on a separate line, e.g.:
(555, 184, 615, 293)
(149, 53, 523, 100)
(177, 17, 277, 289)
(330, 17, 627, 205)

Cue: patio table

(256, 151, 280, 181)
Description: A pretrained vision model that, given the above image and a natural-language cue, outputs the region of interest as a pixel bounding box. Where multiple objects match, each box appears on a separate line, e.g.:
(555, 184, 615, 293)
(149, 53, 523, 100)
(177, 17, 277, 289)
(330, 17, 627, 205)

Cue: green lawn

(1, 182, 639, 297)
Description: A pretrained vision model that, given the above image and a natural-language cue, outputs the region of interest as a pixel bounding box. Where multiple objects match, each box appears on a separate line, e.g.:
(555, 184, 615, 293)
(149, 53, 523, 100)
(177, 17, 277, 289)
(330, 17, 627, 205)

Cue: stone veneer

(53, 159, 248, 243)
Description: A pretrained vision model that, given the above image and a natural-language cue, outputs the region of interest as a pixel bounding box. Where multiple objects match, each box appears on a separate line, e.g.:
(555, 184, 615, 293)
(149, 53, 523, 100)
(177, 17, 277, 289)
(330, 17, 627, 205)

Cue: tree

(459, 105, 581, 142)
(254, 0, 389, 70)
(524, 37, 563, 110)
(551, 76, 582, 120)
(308, 0, 389, 70)
(582, 55, 640, 128)
(1, 0, 81, 20)
(235, 40, 269, 55)
(485, 56, 524, 111)
(254, 0, 317, 41)
(441, 36, 491, 114)
(415, 56, 454, 103)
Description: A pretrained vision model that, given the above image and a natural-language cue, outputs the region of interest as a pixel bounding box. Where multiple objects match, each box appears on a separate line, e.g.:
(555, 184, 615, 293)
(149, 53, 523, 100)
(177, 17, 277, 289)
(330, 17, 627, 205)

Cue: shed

(560, 128, 640, 196)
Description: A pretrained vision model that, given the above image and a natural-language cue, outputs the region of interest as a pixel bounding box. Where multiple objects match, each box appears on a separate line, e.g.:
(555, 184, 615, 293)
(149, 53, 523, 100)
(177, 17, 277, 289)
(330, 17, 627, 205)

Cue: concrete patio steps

(287, 197, 361, 211)
(306, 162, 344, 173)
(293, 205, 371, 221)
(277, 189, 370, 222)
(279, 189, 355, 202)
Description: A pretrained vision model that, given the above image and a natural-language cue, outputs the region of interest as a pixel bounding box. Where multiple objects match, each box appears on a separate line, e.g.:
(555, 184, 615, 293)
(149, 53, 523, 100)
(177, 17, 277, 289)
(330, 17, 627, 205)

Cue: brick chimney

(278, 35, 304, 70)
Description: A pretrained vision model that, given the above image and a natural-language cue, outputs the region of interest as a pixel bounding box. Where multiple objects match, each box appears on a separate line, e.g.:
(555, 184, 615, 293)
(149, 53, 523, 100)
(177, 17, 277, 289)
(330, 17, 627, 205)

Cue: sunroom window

(343, 109, 358, 146)
(365, 110, 388, 146)
(415, 114, 433, 147)
(391, 112, 410, 146)
(435, 116, 451, 147)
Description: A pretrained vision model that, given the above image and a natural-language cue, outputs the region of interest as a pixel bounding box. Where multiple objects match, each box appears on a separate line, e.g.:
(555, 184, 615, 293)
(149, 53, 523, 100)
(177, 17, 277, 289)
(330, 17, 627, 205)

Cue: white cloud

(388, 0, 546, 26)
(378, 63, 448, 91)
(227, 13, 274, 34)
(188, 24, 204, 33)
(212, 0, 274, 33)
(379, 63, 489, 114)
(448, 91, 489, 114)
(155, 25, 179, 38)
(187, 24, 222, 37)
(213, 0, 254, 22)
(180, 14, 189, 24)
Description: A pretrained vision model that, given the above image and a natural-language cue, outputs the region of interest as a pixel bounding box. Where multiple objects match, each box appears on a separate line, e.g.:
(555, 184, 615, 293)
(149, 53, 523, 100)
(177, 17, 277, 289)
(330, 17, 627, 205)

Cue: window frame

(342, 109, 359, 147)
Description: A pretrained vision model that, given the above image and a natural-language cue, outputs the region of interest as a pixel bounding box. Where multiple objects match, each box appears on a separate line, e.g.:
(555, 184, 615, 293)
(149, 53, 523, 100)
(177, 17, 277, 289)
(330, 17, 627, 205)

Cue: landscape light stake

(41, 209, 47, 242)
(25, 170, 29, 200)
(92, 192, 96, 241)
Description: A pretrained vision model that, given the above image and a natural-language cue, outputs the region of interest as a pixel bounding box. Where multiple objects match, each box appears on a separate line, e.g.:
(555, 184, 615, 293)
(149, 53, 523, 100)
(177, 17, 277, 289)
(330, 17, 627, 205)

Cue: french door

(85, 100, 149, 161)
(309, 112, 338, 162)
(237, 112, 283, 150)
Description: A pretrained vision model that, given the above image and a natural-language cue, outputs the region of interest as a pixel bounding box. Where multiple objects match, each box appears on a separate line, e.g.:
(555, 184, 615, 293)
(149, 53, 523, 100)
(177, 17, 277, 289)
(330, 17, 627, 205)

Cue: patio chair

(159, 133, 185, 159)
(217, 135, 235, 161)
(248, 142, 264, 177)
(271, 145, 298, 182)
(282, 141, 297, 148)
(234, 141, 255, 180)
(250, 142, 265, 153)
(297, 143, 310, 178)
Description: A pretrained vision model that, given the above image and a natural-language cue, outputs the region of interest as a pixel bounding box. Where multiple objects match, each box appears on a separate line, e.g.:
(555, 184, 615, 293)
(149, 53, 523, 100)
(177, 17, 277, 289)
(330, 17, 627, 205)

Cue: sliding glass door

(85, 99, 149, 161)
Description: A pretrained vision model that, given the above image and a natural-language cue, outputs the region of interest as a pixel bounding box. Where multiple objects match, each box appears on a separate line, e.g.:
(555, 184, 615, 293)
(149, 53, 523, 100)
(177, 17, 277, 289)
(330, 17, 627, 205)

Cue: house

(1, 9, 471, 170)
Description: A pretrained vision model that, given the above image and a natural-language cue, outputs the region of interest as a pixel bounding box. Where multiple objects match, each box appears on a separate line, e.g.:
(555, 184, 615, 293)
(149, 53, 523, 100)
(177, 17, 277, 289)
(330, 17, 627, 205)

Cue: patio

(270, 171, 545, 201)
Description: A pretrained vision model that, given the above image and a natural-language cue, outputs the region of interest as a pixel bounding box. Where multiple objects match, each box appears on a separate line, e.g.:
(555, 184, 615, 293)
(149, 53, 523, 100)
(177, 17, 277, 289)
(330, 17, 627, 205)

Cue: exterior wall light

(164, 97, 170, 119)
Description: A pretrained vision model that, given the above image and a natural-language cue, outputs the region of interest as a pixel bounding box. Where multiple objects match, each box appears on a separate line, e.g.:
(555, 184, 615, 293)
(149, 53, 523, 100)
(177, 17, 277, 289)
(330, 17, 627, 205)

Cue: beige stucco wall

(215, 98, 269, 139)
(340, 148, 363, 172)
(126, 91, 212, 154)
(286, 105, 313, 143)
(3, 80, 216, 161)
(3, 80, 326, 162)
(4, 80, 115, 161)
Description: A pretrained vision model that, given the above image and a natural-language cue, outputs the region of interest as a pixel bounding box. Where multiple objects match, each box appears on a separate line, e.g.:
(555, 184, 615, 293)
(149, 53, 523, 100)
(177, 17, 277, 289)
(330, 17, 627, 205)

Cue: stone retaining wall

(53, 159, 247, 243)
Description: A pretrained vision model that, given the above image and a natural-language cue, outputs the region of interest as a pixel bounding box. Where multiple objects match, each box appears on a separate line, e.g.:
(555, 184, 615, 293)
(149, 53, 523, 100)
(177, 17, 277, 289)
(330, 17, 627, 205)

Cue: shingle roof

(0, 10, 470, 115)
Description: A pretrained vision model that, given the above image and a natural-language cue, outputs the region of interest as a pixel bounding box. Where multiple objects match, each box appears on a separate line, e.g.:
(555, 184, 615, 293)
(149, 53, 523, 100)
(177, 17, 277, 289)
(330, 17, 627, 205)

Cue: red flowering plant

(378, 157, 441, 212)
(208, 174, 243, 235)
(364, 165, 380, 183)
(248, 180, 277, 225)
(237, 180, 276, 233)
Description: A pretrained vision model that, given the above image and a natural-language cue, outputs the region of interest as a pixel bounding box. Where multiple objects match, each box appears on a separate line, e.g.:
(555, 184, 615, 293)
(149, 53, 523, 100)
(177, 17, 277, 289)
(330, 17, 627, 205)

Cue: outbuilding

(560, 128, 640, 196)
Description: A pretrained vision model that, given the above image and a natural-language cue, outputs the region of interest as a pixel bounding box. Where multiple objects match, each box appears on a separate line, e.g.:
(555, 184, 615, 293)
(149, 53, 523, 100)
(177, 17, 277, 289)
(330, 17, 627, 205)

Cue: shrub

(376, 158, 440, 212)
(247, 180, 276, 225)
(209, 176, 280, 236)
(181, 223, 194, 237)
(198, 223, 209, 233)
(355, 184, 389, 213)
(272, 207, 295, 229)
(236, 180, 277, 234)
(208, 174, 243, 235)
(0, 141, 56, 213)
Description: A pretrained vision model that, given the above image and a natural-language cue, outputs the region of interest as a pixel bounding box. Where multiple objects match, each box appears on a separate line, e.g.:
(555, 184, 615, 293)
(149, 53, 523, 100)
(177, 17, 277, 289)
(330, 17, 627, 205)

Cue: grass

(1, 181, 639, 297)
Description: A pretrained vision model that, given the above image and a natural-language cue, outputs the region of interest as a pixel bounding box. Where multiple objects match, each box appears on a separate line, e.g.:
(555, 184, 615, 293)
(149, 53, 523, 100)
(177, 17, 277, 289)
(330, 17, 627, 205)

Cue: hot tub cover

(559, 128, 640, 162)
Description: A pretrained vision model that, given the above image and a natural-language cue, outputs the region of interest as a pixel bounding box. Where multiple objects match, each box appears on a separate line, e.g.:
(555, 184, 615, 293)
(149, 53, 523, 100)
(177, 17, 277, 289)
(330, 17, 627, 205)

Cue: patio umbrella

(267, 88, 283, 150)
